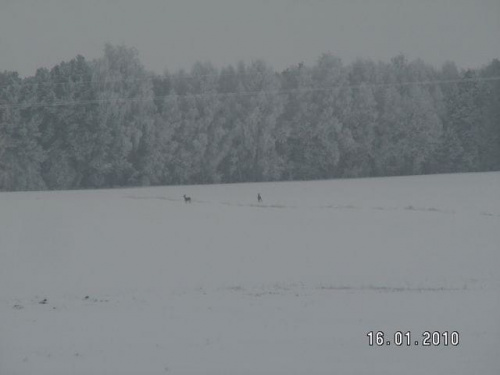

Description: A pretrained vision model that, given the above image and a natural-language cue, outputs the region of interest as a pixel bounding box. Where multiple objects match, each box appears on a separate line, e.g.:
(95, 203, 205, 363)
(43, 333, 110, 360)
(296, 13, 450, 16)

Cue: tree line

(1, 44, 499, 191)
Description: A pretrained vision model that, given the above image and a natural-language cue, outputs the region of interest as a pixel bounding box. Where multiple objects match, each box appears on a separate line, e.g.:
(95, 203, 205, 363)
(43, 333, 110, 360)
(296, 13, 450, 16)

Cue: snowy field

(1, 172, 499, 374)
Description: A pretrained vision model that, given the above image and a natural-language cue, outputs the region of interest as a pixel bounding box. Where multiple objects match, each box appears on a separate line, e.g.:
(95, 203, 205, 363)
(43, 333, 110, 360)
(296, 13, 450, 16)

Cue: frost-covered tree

(31, 56, 100, 189)
(337, 83, 377, 177)
(0, 46, 498, 192)
(0, 72, 45, 190)
(90, 44, 156, 187)
(478, 59, 500, 170)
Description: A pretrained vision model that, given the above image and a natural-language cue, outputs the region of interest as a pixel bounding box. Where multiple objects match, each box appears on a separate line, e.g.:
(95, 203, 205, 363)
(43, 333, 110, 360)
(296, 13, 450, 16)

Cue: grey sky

(1, 0, 499, 77)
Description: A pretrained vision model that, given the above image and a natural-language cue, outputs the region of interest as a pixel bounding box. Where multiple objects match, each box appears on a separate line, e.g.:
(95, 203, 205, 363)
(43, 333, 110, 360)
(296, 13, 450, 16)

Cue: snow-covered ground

(1, 172, 499, 374)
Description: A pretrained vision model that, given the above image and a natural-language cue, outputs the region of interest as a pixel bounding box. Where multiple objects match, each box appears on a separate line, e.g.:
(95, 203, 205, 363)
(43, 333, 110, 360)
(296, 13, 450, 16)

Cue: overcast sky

(1, 0, 499, 77)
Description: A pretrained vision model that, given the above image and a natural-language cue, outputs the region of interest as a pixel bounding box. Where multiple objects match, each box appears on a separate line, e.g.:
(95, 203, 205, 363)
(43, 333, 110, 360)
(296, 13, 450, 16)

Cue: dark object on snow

(84, 296, 89, 300)
(183, 194, 191, 203)
(257, 193, 262, 203)
(39, 299, 47, 304)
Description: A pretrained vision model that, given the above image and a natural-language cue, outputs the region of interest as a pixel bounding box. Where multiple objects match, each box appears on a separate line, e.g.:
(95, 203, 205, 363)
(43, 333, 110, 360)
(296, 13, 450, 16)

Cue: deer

(183, 194, 192, 203)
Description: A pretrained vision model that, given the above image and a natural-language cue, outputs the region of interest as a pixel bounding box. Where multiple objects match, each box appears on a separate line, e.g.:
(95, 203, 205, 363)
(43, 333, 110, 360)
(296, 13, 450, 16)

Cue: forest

(1, 44, 499, 191)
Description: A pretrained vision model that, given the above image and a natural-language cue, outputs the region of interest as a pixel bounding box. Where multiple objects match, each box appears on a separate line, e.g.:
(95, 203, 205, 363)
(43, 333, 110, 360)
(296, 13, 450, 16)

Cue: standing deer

(183, 194, 191, 203)
(257, 193, 262, 203)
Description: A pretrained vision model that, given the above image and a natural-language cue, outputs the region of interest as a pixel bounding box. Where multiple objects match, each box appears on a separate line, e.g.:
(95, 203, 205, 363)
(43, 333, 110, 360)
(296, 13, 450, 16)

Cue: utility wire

(0, 64, 497, 91)
(0, 69, 275, 90)
(0, 76, 499, 110)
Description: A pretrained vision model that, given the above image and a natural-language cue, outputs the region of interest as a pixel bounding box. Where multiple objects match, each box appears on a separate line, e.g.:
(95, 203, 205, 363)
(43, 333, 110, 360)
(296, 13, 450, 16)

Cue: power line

(1, 76, 499, 110)
(0, 69, 275, 90)
(0, 63, 497, 91)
